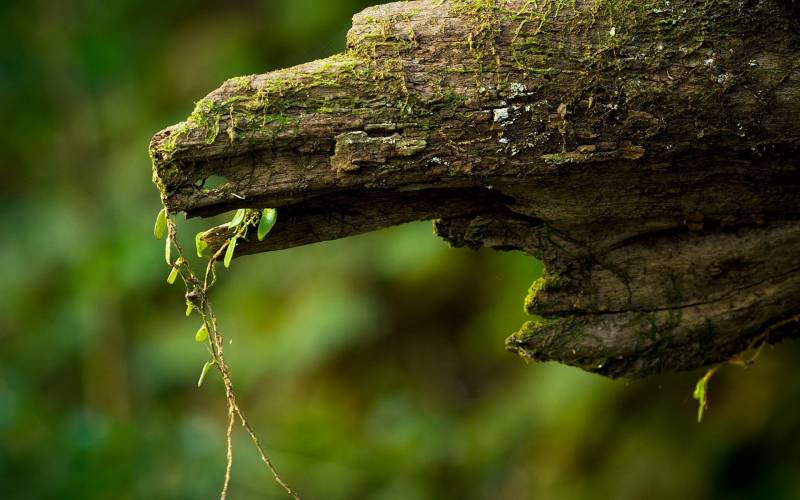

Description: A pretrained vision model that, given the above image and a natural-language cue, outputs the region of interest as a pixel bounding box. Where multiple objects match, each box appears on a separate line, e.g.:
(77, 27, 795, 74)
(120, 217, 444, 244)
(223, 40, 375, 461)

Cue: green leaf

(693, 379, 704, 400)
(195, 323, 209, 343)
(693, 367, 718, 423)
(223, 236, 237, 268)
(257, 208, 278, 241)
(197, 360, 214, 388)
(165, 235, 172, 265)
(167, 266, 179, 285)
(154, 208, 167, 240)
(195, 231, 208, 258)
(185, 302, 194, 317)
(228, 209, 246, 228)
(693, 380, 706, 423)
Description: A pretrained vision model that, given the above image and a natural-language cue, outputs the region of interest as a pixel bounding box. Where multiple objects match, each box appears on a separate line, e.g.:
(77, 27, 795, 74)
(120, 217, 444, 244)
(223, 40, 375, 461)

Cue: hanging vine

(154, 206, 300, 500)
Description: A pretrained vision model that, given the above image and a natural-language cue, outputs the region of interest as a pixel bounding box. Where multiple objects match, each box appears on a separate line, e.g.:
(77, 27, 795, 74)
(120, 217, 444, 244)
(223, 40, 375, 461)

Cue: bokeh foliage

(2, 0, 800, 498)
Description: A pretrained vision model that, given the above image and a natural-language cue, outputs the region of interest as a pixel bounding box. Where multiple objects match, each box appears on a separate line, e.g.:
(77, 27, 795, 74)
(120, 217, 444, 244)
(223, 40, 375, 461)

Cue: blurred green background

(2, 0, 800, 498)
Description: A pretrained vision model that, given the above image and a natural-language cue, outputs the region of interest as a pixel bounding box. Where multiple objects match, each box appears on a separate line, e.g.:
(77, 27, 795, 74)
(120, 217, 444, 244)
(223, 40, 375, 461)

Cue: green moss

(229, 75, 253, 93)
(346, 10, 420, 109)
(507, 315, 608, 371)
(188, 98, 222, 145)
(440, 90, 467, 111)
(152, 0, 777, 200)
(154, 49, 410, 160)
(524, 266, 571, 314)
(525, 277, 547, 307)
(448, 0, 496, 16)
(151, 122, 190, 163)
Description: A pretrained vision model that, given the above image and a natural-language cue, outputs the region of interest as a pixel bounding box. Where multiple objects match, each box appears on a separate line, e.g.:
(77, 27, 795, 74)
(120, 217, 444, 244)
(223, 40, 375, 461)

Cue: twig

(163, 215, 300, 500)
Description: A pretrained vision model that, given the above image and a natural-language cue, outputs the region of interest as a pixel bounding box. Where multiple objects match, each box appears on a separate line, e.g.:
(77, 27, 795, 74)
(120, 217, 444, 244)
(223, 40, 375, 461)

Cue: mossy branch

(151, 0, 800, 378)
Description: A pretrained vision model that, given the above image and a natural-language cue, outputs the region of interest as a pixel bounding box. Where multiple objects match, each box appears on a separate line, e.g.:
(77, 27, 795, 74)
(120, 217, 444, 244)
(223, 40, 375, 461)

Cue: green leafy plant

(258, 208, 278, 241)
(155, 205, 298, 500)
(693, 366, 718, 423)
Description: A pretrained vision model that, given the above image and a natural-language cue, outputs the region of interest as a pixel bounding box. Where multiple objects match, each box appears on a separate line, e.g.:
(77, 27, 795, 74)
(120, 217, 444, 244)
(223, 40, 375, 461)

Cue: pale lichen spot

(509, 82, 527, 98)
(493, 107, 510, 123)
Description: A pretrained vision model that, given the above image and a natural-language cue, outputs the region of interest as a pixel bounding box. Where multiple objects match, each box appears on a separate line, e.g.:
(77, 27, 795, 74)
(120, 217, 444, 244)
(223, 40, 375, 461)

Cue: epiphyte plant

(154, 205, 297, 500)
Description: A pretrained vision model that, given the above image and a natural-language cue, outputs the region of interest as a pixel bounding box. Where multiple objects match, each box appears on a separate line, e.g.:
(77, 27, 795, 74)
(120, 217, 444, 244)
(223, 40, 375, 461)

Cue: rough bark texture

(150, 0, 800, 378)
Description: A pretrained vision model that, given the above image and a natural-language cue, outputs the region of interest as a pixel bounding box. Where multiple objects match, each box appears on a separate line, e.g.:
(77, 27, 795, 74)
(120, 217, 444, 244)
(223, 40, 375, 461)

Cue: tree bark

(150, 0, 800, 378)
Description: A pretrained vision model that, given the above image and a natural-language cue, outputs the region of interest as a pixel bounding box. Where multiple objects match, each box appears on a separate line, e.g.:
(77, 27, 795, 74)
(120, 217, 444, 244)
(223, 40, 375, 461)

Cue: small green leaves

(197, 360, 215, 388)
(167, 266, 180, 285)
(161, 210, 172, 266)
(167, 258, 184, 285)
(693, 366, 719, 423)
(154, 208, 167, 240)
(185, 301, 194, 317)
(257, 208, 278, 241)
(165, 234, 172, 265)
(228, 209, 246, 228)
(223, 236, 237, 268)
(195, 231, 208, 258)
(693, 382, 707, 423)
(195, 323, 209, 343)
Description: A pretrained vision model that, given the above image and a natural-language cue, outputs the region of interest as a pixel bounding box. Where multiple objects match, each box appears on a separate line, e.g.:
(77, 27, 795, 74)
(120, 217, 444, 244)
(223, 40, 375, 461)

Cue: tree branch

(150, 0, 800, 377)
